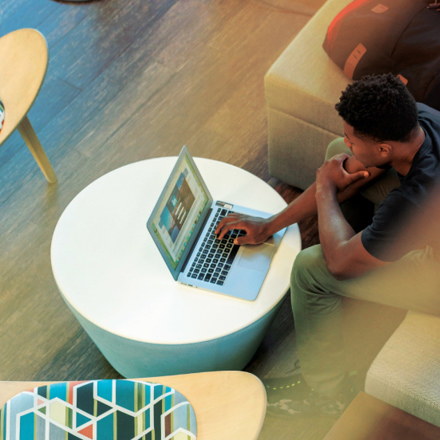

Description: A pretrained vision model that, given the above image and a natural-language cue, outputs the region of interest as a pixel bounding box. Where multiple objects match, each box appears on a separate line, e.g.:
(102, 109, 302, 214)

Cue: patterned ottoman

(0, 379, 197, 440)
(0, 99, 4, 132)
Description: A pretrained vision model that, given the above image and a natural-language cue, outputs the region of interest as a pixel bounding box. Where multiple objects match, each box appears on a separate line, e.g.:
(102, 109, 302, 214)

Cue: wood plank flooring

(0, 1, 405, 438)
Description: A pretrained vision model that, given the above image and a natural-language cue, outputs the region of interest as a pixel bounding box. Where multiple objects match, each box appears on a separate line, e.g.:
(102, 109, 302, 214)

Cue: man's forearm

(316, 184, 356, 271)
(263, 183, 318, 236)
(264, 171, 374, 237)
(317, 187, 355, 245)
(217, 155, 381, 244)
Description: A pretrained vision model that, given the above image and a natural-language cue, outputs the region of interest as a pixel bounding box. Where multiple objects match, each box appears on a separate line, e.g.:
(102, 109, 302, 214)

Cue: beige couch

(365, 311, 440, 427)
(265, 0, 440, 427)
(265, 0, 353, 190)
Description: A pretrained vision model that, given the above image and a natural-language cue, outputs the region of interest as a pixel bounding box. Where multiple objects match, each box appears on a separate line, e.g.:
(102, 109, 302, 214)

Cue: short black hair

(335, 73, 418, 142)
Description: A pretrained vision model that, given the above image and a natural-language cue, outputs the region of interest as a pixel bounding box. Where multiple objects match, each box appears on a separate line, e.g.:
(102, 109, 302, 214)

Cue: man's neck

(392, 126, 425, 176)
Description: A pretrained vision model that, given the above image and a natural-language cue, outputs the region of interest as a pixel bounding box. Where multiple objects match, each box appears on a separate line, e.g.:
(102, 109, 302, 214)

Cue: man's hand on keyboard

(215, 213, 271, 245)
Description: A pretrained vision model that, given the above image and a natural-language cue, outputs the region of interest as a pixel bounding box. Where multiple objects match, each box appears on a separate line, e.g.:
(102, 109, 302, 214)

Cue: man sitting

(216, 73, 440, 416)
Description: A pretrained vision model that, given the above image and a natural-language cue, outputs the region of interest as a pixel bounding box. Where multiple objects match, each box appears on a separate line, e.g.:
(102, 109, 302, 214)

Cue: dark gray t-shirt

(361, 103, 440, 262)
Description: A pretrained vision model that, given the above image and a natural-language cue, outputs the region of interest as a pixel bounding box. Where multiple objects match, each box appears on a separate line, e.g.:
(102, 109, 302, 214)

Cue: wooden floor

(0, 1, 405, 438)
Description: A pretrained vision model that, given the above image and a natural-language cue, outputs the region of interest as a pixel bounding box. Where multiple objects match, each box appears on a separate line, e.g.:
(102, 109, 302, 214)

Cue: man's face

(343, 122, 391, 169)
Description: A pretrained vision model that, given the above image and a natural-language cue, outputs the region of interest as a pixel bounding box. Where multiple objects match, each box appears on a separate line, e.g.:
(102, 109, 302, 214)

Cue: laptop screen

(147, 147, 213, 278)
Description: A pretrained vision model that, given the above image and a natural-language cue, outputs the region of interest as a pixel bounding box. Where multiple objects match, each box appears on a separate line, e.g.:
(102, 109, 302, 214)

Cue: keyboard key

(188, 207, 244, 285)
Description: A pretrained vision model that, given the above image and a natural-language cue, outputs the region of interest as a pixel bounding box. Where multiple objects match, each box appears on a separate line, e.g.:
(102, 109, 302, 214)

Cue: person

(215, 73, 440, 417)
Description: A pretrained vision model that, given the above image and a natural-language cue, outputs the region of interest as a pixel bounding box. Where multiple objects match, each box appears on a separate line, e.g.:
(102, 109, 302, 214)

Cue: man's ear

(378, 143, 392, 157)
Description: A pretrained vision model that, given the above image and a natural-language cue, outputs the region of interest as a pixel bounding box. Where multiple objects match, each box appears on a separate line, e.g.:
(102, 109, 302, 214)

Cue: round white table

(51, 157, 301, 377)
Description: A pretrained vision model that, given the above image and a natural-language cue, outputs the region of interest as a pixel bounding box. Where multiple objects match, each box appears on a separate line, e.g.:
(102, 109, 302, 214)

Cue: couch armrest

(365, 310, 440, 428)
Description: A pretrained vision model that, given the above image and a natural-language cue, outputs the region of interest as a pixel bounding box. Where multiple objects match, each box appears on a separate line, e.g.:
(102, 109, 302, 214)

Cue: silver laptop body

(147, 146, 285, 301)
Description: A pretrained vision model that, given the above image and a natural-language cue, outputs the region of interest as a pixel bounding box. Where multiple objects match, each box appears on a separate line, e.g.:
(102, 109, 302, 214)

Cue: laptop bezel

(147, 146, 214, 280)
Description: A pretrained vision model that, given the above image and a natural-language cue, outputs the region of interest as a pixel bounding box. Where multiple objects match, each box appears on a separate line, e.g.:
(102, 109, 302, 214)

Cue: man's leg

(287, 139, 403, 398)
(291, 243, 440, 399)
(265, 138, 437, 417)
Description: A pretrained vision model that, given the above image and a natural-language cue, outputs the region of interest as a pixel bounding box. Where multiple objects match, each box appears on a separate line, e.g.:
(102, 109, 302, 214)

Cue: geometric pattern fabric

(0, 99, 4, 132)
(0, 379, 197, 440)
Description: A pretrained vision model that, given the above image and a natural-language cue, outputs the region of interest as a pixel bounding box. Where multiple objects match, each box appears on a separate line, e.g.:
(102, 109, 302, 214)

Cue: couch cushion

(265, 0, 352, 136)
(0, 379, 197, 439)
(365, 311, 440, 428)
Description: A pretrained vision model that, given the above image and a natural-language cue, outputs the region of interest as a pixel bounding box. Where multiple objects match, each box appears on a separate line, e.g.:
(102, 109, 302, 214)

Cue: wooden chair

(0, 371, 266, 439)
(0, 28, 57, 183)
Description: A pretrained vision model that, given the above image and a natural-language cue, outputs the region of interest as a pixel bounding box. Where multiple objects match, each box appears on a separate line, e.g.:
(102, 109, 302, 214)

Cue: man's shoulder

(416, 103, 440, 162)
(417, 102, 440, 122)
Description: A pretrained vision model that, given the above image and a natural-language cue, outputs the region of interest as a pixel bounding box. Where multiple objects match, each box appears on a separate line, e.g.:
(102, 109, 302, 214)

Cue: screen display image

(150, 153, 210, 270)
(160, 170, 195, 243)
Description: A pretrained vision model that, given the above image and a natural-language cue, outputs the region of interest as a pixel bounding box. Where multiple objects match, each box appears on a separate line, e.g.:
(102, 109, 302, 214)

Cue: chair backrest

(0, 29, 48, 145)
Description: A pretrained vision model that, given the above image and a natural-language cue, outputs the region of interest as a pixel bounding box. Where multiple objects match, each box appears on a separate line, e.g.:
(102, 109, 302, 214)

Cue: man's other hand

(215, 213, 270, 245)
(316, 153, 369, 193)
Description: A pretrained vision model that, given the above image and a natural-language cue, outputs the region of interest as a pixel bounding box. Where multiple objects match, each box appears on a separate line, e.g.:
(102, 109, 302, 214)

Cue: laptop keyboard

(187, 208, 245, 286)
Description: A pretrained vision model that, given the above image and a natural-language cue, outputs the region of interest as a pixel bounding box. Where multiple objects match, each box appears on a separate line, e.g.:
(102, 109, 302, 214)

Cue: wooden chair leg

(17, 115, 57, 183)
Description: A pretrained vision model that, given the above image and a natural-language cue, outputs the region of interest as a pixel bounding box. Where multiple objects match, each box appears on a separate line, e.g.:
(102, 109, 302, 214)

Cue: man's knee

(291, 245, 343, 317)
(290, 245, 327, 291)
(325, 137, 351, 161)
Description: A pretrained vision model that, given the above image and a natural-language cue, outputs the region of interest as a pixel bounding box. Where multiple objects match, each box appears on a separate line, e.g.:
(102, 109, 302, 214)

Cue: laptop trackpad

(237, 243, 274, 272)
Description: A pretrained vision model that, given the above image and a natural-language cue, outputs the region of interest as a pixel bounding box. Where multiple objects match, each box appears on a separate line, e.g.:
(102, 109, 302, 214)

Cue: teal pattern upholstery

(0, 379, 197, 439)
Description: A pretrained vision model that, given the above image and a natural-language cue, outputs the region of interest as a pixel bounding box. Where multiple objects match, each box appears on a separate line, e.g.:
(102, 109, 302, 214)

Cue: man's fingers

(215, 214, 266, 244)
(349, 170, 370, 184)
(216, 221, 251, 242)
(215, 214, 247, 237)
(234, 234, 251, 245)
(335, 152, 351, 162)
(216, 221, 241, 240)
(215, 214, 239, 232)
(215, 220, 230, 237)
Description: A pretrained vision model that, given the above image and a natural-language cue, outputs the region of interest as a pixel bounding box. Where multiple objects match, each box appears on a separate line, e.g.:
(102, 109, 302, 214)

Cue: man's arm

(216, 154, 385, 245)
(214, 182, 320, 245)
(315, 155, 388, 279)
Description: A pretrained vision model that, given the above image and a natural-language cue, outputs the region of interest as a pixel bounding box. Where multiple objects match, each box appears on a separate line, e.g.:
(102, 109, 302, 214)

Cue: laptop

(147, 146, 285, 301)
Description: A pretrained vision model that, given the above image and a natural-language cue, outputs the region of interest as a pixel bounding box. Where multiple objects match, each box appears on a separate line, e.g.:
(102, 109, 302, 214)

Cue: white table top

(51, 157, 301, 344)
